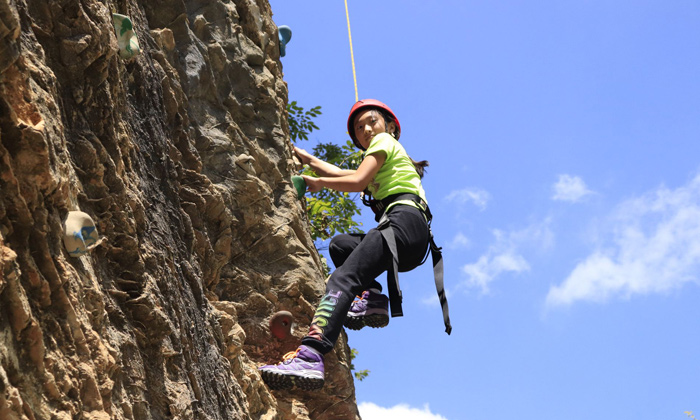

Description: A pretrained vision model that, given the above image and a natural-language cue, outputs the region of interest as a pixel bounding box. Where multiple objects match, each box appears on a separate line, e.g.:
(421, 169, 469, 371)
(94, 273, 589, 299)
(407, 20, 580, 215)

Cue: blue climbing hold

(278, 25, 292, 57)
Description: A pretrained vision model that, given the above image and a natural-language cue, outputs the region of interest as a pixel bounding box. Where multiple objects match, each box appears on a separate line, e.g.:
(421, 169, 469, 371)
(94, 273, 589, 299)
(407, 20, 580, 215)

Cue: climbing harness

(344, 0, 359, 102)
(369, 193, 452, 335)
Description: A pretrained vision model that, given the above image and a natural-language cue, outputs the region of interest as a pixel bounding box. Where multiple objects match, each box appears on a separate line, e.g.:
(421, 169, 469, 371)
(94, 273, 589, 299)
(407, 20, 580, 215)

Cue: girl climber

(259, 99, 450, 391)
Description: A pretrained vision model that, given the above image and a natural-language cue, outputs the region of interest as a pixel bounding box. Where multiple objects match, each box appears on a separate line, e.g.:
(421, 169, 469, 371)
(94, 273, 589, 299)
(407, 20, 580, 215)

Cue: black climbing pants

(301, 205, 430, 355)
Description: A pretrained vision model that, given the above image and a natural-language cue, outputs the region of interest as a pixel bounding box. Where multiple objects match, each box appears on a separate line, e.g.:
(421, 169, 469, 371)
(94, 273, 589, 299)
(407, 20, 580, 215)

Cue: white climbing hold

(235, 154, 256, 175)
(113, 13, 141, 59)
(63, 211, 102, 257)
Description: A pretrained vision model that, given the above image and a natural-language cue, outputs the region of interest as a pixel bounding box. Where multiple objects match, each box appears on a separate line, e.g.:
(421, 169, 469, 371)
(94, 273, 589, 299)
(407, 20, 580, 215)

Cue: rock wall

(0, 0, 360, 419)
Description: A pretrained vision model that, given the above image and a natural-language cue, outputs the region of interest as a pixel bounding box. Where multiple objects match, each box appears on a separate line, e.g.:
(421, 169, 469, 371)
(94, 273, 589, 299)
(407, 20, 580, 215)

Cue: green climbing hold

(291, 175, 306, 199)
(112, 13, 141, 59)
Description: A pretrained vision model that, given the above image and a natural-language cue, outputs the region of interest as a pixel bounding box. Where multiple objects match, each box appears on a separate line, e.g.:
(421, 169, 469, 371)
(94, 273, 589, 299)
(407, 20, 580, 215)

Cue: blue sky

(268, 1, 700, 419)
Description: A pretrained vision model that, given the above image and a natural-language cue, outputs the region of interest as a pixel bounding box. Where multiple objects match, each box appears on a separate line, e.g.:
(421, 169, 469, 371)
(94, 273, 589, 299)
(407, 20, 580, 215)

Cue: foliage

(287, 102, 365, 245)
(287, 101, 321, 142)
(686, 412, 696, 420)
(350, 348, 370, 381)
(304, 140, 364, 243)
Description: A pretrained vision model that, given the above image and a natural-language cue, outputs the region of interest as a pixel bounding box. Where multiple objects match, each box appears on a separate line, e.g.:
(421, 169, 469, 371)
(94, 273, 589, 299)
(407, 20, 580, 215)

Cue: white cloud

(445, 188, 491, 210)
(462, 249, 530, 292)
(461, 220, 553, 293)
(447, 232, 471, 249)
(359, 402, 449, 420)
(552, 174, 593, 202)
(546, 174, 700, 306)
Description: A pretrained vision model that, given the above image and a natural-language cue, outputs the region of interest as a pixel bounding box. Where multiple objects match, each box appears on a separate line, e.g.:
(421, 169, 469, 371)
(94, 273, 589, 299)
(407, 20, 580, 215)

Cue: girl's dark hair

(374, 108, 429, 178)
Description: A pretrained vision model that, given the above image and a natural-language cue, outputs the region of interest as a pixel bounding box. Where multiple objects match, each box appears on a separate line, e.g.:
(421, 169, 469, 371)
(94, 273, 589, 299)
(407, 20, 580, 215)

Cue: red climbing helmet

(347, 99, 401, 150)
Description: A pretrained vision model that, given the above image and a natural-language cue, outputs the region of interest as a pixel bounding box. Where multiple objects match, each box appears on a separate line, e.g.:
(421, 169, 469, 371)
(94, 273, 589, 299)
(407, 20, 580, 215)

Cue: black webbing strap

(377, 213, 402, 317)
(375, 194, 452, 335)
(429, 231, 452, 335)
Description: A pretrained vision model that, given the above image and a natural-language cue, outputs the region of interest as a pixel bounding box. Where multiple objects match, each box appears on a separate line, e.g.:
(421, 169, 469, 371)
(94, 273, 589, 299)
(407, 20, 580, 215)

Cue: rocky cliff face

(0, 0, 360, 419)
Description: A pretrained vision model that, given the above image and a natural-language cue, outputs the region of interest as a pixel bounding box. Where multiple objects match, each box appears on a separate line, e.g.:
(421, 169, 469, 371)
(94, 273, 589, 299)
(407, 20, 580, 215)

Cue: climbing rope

(344, 0, 359, 102)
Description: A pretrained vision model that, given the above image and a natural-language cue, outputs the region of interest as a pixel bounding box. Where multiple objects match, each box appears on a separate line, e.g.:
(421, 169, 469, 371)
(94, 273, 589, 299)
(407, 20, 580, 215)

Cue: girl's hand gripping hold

(302, 175, 323, 193)
(294, 146, 313, 166)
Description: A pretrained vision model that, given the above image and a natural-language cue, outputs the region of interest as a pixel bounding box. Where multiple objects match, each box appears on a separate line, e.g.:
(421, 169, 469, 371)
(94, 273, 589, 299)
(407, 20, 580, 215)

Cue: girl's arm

(303, 152, 386, 193)
(295, 146, 355, 177)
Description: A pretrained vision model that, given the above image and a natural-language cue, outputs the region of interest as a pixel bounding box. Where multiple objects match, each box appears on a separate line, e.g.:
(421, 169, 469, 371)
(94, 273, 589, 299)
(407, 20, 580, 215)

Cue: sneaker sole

(344, 313, 389, 331)
(260, 369, 325, 391)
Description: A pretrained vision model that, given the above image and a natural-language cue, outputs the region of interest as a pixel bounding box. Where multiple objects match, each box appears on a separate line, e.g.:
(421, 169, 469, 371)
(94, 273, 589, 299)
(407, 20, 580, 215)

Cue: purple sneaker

(344, 289, 389, 330)
(258, 345, 324, 390)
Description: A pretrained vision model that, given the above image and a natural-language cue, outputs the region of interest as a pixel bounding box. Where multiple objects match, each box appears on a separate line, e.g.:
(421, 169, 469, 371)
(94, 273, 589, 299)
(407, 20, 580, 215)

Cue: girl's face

(353, 109, 397, 150)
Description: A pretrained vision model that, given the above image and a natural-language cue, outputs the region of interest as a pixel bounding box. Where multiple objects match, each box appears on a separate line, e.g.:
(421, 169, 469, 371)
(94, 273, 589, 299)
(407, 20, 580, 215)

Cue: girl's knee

(329, 235, 346, 254)
(330, 234, 354, 249)
(329, 234, 361, 266)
